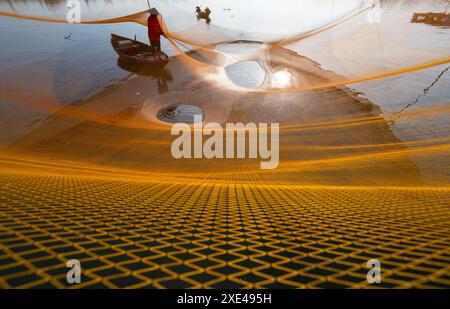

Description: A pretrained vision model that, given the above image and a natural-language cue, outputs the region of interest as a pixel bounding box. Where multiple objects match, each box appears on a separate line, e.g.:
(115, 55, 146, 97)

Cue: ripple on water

(157, 104, 205, 124)
(225, 61, 266, 89)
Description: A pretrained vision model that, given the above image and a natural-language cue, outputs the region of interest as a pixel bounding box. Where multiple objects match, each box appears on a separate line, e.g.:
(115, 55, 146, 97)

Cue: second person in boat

(147, 7, 166, 58)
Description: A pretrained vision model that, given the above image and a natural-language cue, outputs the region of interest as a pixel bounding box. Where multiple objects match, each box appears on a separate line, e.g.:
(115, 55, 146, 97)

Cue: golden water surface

(0, 0, 449, 288)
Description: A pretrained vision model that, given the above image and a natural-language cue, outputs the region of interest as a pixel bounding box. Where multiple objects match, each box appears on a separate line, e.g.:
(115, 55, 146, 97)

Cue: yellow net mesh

(0, 168, 449, 288)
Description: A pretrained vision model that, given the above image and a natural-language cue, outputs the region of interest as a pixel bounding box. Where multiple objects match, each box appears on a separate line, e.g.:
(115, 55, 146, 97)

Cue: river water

(0, 0, 449, 186)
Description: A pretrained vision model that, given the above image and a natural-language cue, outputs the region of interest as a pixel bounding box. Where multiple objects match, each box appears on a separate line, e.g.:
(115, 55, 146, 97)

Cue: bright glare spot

(273, 70, 291, 88)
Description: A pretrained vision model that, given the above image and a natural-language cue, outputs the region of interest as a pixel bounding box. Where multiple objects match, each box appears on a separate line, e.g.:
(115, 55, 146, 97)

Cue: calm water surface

(0, 0, 449, 186)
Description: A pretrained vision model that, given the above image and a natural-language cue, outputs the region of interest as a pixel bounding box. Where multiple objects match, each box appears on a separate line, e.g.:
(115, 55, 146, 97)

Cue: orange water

(0, 0, 449, 289)
(1, 0, 449, 187)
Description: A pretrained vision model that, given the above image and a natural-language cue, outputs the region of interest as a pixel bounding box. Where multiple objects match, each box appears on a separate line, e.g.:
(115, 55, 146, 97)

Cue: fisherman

(147, 8, 165, 57)
(204, 7, 211, 24)
(204, 7, 211, 18)
(195, 6, 212, 24)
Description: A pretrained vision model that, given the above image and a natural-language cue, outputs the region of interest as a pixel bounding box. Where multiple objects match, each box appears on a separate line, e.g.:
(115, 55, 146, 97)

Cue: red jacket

(148, 15, 163, 41)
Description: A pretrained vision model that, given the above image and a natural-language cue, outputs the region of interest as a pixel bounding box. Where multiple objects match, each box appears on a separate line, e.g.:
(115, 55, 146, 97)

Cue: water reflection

(225, 60, 266, 88)
(0, 0, 449, 186)
(0, 0, 372, 43)
(117, 57, 173, 94)
(157, 104, 205, 124)
(1, 0, 149, 21)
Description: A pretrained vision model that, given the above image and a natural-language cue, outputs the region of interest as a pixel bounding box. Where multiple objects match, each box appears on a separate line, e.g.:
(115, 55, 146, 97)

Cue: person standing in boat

(147, 8, 165, 57)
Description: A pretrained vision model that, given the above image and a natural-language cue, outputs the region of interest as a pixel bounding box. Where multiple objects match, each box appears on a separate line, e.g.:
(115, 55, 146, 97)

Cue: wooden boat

(411, 12, 450, 27)
(111, 34, 169, 68)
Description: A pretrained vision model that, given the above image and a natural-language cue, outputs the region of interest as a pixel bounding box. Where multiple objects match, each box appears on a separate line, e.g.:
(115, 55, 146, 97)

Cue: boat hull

(111, 34, 169, 68)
